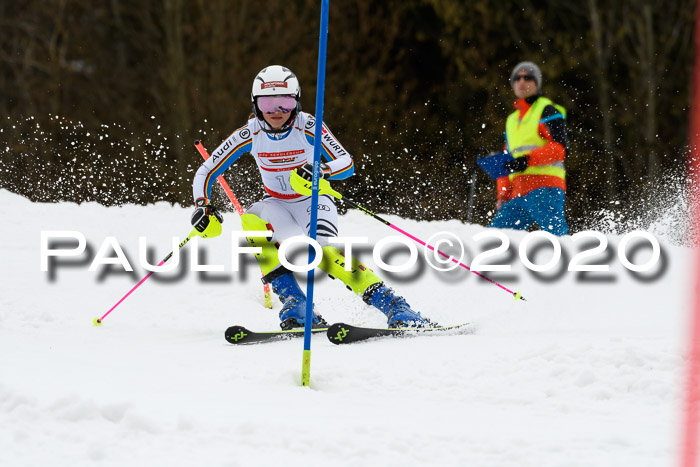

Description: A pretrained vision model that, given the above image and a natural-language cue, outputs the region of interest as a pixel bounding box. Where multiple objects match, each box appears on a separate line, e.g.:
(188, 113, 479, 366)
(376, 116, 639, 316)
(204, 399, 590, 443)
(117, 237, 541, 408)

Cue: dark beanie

(510, 61, 542, 89)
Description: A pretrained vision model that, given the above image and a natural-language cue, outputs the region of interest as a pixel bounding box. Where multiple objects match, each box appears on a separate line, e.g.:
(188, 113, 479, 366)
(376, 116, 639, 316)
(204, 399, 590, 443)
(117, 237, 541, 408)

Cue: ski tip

(193, 140, 201, 145)
(327, 323, 351, 345)
(514, 291, 526, 301)
(225, 325, 250, 344)
(93, 317, 103, 327)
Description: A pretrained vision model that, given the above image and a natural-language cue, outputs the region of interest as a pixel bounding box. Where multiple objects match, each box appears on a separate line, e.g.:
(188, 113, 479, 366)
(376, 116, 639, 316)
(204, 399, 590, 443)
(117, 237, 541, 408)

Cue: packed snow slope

(0, 189, 692, 467)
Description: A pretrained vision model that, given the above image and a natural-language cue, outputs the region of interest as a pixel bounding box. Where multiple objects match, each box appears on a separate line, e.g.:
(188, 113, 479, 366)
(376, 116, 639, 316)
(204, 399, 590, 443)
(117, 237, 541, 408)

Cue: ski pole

(193, 140, 273, 308)
(93, 229, 198, 326)
(290, 172, 525, 301)
(467, 147, 483, 224)
(466, 168, 477, 224)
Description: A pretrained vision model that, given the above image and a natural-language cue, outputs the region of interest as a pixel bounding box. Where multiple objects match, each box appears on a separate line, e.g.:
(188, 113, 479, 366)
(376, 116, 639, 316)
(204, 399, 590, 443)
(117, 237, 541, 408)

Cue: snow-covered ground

(0, 188, 692, 466)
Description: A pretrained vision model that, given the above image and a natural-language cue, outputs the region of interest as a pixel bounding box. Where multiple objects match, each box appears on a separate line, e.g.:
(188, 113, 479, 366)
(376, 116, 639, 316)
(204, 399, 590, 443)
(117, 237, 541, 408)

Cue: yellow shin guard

(240, 213, 280, 277)
(319, 246, 382, 296)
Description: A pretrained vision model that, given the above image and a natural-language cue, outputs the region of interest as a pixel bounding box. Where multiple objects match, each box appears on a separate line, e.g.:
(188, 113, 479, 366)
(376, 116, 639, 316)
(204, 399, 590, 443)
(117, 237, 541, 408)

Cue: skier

(191, 65, 430, 330)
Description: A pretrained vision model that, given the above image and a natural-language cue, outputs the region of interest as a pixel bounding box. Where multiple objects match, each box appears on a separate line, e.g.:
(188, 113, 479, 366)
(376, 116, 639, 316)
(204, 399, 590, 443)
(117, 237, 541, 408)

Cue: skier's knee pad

(240, 213, 280, 276)
(319, 246, 382, 296)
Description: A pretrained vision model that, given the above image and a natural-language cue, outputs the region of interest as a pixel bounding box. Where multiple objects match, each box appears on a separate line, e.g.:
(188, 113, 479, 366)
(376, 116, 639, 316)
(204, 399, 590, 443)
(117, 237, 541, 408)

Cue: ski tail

(326, 322, 471, 345)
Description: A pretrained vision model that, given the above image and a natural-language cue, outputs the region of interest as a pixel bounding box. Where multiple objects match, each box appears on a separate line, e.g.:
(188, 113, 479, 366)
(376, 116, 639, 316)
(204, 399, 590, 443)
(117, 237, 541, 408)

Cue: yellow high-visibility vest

(505, 97, 567, 182)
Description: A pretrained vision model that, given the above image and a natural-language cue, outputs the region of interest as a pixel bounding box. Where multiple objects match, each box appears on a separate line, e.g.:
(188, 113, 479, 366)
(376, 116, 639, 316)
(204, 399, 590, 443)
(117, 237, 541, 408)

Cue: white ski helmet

(251, 65, 301, 132)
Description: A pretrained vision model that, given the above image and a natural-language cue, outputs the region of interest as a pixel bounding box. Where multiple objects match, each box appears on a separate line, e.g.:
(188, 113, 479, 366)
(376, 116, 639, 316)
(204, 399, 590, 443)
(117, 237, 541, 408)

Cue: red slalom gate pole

(194, 140, 245, 215)
(681, 1, 700, 466)
(194, 140, 273, 308)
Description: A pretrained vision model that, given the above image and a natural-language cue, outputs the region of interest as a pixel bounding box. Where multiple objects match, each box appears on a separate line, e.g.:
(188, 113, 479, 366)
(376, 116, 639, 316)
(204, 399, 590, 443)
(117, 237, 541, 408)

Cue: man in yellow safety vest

(489, 61, 569, 236)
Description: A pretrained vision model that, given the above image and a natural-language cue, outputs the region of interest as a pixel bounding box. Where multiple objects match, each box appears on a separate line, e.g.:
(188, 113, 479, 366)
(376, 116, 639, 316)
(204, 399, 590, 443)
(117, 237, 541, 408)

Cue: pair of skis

(225, 322, 471, 345)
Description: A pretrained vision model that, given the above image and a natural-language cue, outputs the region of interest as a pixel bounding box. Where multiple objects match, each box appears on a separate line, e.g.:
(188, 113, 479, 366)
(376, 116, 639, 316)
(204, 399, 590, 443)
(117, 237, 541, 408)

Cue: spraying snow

(0, 189, 691, 467)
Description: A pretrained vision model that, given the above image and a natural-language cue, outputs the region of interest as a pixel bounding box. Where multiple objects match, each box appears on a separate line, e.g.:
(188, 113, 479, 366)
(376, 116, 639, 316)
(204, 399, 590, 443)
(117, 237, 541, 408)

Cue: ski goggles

(257, 95, 297, 114)
(512, 74, 536, 83)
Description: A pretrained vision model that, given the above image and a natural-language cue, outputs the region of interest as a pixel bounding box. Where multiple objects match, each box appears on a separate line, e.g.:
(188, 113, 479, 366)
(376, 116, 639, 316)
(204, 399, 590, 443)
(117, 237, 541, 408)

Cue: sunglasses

(257, 95, 297, 114)
(512, 75, 535, 83)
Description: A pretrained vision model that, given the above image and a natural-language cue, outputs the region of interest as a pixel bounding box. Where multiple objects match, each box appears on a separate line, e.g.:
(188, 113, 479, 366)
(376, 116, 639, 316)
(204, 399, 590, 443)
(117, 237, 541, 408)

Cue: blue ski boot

(363, 282, 431, 328)
(269, 271, 327, 330)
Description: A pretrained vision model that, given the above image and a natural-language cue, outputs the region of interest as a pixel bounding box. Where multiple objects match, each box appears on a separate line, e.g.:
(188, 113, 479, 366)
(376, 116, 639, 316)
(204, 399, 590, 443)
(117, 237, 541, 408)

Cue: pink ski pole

(93, 230, 197, 326)
(290, 172, 526, 301)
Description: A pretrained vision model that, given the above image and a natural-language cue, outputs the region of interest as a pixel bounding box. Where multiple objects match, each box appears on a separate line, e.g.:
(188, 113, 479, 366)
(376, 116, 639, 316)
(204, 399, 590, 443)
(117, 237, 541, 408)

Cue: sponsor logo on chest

(259, 149, 306, 165)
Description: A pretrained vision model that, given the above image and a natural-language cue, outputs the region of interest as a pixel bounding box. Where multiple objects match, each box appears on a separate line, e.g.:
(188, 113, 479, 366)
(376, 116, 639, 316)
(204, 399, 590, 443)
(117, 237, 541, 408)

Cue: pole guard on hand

(196, 214, 223, 239)
(290, 170, 342, 199)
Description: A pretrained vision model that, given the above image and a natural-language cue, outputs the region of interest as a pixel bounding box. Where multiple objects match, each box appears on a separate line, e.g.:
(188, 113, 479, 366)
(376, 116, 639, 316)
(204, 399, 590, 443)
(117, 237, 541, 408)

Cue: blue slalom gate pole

(301, 0, 330, 387)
